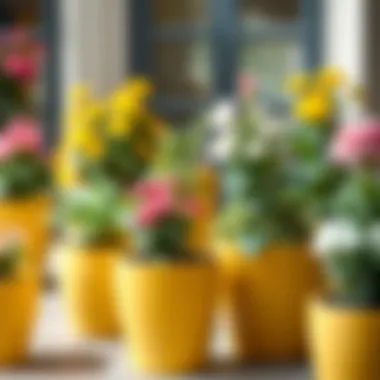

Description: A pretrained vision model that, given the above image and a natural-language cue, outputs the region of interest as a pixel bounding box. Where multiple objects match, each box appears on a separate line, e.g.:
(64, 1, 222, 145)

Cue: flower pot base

(309, 300, 380, 380)
(117, 261, 216, 375)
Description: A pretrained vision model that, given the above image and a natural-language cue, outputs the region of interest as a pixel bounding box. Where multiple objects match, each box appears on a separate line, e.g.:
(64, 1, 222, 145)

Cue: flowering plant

(0, 116, 49, 198)
(127, 178, 198, 260)
(57, 78, 164, 188)
(286, 67, 349, 222)
(314, 119, 380, 307)
(216, 92, 308, 253)
(0, 29, 42, 127)
(0, 30, 48, 198)
(56, 182, 127, 247)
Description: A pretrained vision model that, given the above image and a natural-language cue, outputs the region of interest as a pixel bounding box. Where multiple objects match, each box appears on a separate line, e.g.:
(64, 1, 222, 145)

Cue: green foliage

(0, 74, 30, 128)
(217, 106, 308, 254)
(56, 182, 126, 247)
(78, 118, 155, 187)
(134, 214, 191, 261)
(289, 123, 344, 222)
(0, 153, 49, 199)
(152, 118, 205, 183)
(218, 154, 307, 253)
(316, 171, 380, 307)
(326, 250, 380, 307)
(331, 170, 380, 223)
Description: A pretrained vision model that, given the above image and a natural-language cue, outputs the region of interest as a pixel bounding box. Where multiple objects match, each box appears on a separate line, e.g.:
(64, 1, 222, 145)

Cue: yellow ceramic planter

(190, 166, 219, 253)
(308, 300, 380, 380)
(0, 195, 51, 271)
(215, 241, 323, 363)
(0, 271, 39, 366)
(116, 260, 216, 374)
(57, 244, 122, 338)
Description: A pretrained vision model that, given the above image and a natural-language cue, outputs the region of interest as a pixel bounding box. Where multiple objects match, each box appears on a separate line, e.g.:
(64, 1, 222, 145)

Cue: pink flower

(0, 116, 43, 158)
(237, 71, 257, 99)
(2, 53, 37, 81)
(0, 135, 14, 160)
(330, 119, 380, 166)
(134, 179, 176, 227)
(136, 197, 174, 227)
(134, 178, 175, 203)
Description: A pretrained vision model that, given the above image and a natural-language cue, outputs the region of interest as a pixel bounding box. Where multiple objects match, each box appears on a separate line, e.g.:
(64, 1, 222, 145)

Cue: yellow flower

(109, 89, 142, 116)
(85, 102, 104, 122)
(54, 149, 80, 188)
(68, 83, 93, 110)
(66, 125, 89, 148)
(294, 92, 332, 123)
(127, 77, 154, 100)
(57, 164, 80, 188)
(317, 67, 345, 89)
(285, 73, 310, 94)
(108, 113, 132, 137)
(81, 132, 104, 159)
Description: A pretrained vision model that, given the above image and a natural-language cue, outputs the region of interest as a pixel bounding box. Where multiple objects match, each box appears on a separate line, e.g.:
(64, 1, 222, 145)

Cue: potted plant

(56, 77, 163, 189)
(0, 232, 39, 366)
(152, 122, 218, 253)
(0, 30, 50, 271)
(309, 119, 380, 380)
(213, 80, 324, 362)
(56, 182, 127, 337)
(116, 178, 216, 374)
(286, 67, 349, 223)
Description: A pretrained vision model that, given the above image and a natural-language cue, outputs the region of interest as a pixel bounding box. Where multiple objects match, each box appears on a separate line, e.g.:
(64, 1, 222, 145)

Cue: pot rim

(120, 255, 215, 270)
(56, 242, 124, 256)
(309, 295, 380, 315)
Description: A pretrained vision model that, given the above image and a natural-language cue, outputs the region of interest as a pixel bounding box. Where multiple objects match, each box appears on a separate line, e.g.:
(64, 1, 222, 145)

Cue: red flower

(2, 53, 38, 81)
(331, 119, 380, 166)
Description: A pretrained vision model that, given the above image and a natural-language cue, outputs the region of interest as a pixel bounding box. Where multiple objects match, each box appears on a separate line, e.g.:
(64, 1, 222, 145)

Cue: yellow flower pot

(57, 244, 122, 337)
(190, 166, 219, 253)
(0, 195, 51, 271)
(308, 300, 380, 380)
(0, 271, 40, 366)
(215, 241, 323, 363)
(116, 260, 216, 374)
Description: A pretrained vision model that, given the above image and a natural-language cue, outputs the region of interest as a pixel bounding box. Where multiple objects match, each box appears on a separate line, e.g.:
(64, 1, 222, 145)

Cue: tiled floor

(0, 293, 311, 380)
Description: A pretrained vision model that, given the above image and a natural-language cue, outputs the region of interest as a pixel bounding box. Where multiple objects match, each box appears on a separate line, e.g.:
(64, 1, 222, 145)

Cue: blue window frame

(132, 0, 322, 119)
(41, 0, 61, 147)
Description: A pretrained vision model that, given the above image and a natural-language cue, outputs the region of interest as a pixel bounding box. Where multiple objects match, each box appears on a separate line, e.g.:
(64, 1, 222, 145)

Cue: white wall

(323, 0, 369, 118)
(61, 0, 130, 104)
(324, 0, 366, 84)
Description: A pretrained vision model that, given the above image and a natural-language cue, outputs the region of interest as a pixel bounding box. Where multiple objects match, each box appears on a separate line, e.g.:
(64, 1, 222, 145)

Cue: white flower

(313, 219, 363, 257)
(209, 137, 233, 162)
(208, 99, 236, 163)
(208, 99, 235, 128)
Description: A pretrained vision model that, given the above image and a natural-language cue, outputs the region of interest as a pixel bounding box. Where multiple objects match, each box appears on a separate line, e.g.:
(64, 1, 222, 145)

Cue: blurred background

(0, 1, 376, 379)
(1, 0, 376, 141)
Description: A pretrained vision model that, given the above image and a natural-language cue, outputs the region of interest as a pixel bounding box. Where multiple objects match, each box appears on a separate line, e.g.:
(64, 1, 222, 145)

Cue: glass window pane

(153, 0, 207, 26)
(239, 0, 299, 25)
(240, 40, 301, 112)
(153, 41, 211, 96)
